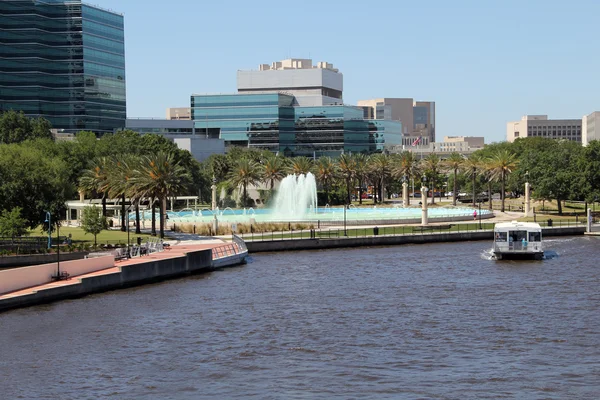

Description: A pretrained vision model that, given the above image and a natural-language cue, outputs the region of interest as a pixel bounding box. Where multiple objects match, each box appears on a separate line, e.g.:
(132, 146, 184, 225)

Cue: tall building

(237, 59, 343, 107)
(357, 98, 436, 142)
(413, 101, 435, 143)
(191, 92, 402, 157)
(582, 111, 600, 146)
(0, 0, 126, 134)
(190, 59, 405, 157)
(506, 115, 582, 143)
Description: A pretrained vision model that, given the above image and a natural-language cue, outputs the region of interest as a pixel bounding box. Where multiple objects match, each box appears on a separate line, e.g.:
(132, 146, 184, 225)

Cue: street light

(478, 201, 482, 229)
(45, 212, 60, 279)
(343, 203, 347, 236)
(45, 211, 51, 249)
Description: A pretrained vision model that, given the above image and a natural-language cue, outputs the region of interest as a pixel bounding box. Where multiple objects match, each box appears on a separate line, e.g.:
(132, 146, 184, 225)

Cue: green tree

(353, 154, 369, 204)
(337, 154, 356, 204)
(488, 149, 519, 212)
(81, 205, 108, 247)
(0, 142, 72, 228)
(288, 157, 313, 176)
(421, 154, 442, 204)
(519, 139, 582, 215)
(79, 157, 112, 217)
(227, 158, 262, 208)
(392, 151, 420, 205)
(132, 152, 190, 238)
(462, 154, 481, 207)
(262, 156, 288, 191)
(0, 207, 28, 239)
(443, 152, 464, 206)
(0, 110, 53, 144)
(370, 154, 393, 204)
(314, 157, 337, 205)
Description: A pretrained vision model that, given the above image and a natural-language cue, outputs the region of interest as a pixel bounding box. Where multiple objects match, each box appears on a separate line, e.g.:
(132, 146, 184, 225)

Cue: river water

(1, 236, 599, 399)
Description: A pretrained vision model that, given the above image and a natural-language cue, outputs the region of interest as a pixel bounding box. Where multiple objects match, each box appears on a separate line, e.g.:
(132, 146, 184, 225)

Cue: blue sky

(97, 0, 599, 143)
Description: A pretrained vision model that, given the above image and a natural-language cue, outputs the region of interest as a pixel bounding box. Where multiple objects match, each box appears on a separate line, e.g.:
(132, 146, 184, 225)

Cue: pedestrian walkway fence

(212, 235, 247, 260)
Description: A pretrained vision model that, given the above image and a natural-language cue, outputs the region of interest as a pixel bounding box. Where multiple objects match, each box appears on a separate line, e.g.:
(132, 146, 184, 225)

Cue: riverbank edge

(0, 248, 217, 313)
(246, 226, 586, 253)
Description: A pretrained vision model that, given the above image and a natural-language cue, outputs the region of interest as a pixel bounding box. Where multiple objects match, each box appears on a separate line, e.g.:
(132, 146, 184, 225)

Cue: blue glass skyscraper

(0, 0, 126, 134)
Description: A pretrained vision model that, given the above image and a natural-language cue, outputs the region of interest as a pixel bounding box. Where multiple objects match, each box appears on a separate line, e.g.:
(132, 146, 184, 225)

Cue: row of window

(83, 48, 125, 68)
(82, 5, 124, 28)
(82, 20, 124, 42)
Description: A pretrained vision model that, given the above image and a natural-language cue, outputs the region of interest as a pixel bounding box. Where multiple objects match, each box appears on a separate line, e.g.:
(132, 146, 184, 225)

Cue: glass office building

(191, 93, 402, 157)
(0, 0, 125, 134)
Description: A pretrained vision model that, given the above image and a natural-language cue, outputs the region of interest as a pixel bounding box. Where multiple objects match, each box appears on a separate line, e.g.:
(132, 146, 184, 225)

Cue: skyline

(96, 0, 599, 143)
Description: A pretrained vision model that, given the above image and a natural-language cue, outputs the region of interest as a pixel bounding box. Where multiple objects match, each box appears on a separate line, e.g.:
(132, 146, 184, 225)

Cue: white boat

(493, 221, 544, 260)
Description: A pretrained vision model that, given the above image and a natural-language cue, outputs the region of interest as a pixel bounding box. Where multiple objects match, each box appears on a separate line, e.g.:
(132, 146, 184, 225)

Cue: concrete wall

(0, 256, 114, 295)
(0, 252, 88, 269)
(246, 226, 585, 253)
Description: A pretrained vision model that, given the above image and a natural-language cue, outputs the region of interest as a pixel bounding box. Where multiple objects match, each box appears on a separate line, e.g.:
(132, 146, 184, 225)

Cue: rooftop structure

(237, 59, 343, 107)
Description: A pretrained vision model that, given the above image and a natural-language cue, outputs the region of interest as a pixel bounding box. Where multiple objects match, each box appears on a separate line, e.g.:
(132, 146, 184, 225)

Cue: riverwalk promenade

(0, 238, 247, 313)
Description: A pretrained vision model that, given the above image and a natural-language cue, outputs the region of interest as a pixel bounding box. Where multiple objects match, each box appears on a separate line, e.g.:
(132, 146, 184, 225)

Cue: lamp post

(421, 176, 428, 226)
(45, 211, 51, 249)
(524, 171, 531, 217)
(478, 201, 482, 229)
(402, 175, 408, 206)
(45, 212, 60, 278)
(343, 203, 347, 236)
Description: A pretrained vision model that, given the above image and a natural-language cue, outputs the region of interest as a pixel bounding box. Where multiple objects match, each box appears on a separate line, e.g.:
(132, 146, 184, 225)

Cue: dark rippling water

(1, 236, 599, 399)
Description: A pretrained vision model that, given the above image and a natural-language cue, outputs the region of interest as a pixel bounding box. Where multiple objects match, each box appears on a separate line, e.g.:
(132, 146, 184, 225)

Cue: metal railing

(212, 235, 247, 260)
(238, 220, 585, 242)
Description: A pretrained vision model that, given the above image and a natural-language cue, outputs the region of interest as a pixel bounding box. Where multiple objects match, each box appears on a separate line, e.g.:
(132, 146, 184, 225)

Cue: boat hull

(494, 251, 544, 260)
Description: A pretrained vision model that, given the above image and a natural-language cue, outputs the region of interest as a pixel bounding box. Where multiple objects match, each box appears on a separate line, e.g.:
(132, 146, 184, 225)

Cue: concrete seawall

(0, 248, 213, 313)
(246, 226, 586, 253)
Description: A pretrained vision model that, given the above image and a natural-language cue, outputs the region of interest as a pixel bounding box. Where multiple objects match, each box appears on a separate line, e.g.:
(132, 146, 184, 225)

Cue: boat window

(509, 230, 528, 242)
(494, 232, 507, 241)
(529, 232, 541, 242)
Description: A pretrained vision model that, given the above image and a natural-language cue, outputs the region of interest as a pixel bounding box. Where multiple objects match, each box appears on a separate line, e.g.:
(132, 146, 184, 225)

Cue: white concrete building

(506, 115, 582, 143)
(582, 111, 600, 146)
(236, 58, 343, 107)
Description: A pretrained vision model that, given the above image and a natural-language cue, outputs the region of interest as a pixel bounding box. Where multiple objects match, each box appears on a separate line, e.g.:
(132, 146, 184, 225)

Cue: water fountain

(160, 170, 493, 225)
(270, 173, 317, 221)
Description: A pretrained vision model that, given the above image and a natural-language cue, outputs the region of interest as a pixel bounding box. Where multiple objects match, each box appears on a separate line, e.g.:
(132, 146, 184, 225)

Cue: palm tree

(488, 149, 519, 212)
(370, 153, 392, 204)
(443, 152, 465, 206)
(421, 154, 442, 204)
(338, 154, 356, 204)
(133, 152, 189, 238)
(78, 156, 111, 217)
(288, 157, 313, 176)
(106, 155, 137, 233)
(462, 154, 481, 208)
(353, 154, 369, 205)
(227, 157, 262, 208)
(262, 156, 288, 191)
(481, 157, 496, 211)
(392, 151, 419, 205)
(314, 157, 337, 205)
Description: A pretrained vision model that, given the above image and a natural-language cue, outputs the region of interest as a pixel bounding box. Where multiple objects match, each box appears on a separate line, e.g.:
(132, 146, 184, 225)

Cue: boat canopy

(494, 221, 542, 233)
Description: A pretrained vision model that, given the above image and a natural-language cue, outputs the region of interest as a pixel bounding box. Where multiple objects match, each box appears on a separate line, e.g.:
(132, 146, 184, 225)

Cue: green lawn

(31, 226, 156, 245)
